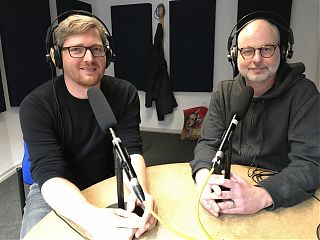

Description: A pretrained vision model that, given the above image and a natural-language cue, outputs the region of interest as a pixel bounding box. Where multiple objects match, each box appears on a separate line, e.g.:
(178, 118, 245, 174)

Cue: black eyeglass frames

(61, 45, 107, 58)
(239, 44, 279, 59)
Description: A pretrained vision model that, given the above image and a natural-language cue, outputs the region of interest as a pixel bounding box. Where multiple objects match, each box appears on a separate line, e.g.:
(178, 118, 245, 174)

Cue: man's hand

(195, 168, 221, 217)
(196, 169, 273, 217)
(213, 172, 273, 214)
(85, 207, 145, 240)
(126, 192, 158, 238)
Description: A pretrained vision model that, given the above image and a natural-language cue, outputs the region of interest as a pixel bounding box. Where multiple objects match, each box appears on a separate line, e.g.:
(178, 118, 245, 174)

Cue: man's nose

(252, 49, 263, 62)
(83, 49, 94, 60)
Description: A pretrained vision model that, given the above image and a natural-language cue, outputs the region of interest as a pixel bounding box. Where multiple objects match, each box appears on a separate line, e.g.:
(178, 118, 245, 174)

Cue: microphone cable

(242, 143, 278, 184)
(195, 165, 218, 240)
(247, 159, 278, 184)
(52, 183, 201, 240)
(143, 201, 198, 240)
(52, 199, 199, 240)
(53, 209, 91, 240)
(47, 57, 66, 148)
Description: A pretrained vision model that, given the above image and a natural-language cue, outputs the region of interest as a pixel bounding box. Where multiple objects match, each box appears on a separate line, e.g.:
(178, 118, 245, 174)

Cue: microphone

(87, 86, 146, 203)
(212, 86, 254, 171)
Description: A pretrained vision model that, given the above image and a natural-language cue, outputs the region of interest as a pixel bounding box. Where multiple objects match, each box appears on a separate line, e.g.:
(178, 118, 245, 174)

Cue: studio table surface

(24, 163, 320, 240)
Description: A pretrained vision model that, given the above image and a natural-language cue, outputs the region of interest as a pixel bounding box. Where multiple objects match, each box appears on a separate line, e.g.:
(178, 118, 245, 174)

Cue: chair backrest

(16, 142, 34, 215)
(22, 142, 33, 185)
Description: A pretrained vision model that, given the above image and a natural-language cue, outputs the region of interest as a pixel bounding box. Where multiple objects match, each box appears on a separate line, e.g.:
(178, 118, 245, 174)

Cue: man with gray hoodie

(190, 15, 319, 217)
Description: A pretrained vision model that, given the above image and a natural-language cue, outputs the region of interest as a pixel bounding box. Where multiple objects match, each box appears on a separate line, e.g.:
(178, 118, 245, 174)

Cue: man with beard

(19, 13, 157, 239)
(190, 17, 319, 217)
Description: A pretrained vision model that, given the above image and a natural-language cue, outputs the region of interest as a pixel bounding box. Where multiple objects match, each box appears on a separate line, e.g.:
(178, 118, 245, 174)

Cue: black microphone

(212, 86, 254, 171)
(87, 86, 145, 203)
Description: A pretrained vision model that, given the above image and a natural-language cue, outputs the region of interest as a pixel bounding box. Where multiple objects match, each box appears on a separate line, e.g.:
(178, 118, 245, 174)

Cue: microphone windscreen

(231, 86, 254, 120)
(87, 86, 118, 133)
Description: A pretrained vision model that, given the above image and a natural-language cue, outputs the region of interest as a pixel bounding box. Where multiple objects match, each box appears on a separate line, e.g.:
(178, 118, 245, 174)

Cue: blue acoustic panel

(111, 3, 152, 91)
(169, 0, 216, 92)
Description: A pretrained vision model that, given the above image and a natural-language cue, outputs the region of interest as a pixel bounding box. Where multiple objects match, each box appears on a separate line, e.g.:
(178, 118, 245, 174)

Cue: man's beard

(74, 75, 102, 87)
(238, 59, 280, 82)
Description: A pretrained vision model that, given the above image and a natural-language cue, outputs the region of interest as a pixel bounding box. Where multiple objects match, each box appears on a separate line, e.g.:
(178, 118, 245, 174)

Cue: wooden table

(24, 163, 320, 240)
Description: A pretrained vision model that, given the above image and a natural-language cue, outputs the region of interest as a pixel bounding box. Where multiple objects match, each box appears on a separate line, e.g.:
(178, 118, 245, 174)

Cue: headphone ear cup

(105, 46, 112, 68)
(48, 47, 59, 67)
(280, 43, 293, 61)
(230, 45, 238, 65)
(227, 45, 236, 62)
(286, 44, 293, 59)
(280, 43, 288, 61)
(227, 52, 232, 62)
(286, 49, 293, 59)
(53, 45, 63, 69)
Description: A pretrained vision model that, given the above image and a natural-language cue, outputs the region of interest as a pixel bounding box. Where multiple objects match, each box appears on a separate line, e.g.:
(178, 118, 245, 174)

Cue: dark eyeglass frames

(239, 45, 279, 59)
(61, 45, 107, 58)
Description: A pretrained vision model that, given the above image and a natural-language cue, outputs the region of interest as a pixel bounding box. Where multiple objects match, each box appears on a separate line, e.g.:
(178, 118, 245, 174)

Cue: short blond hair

(54, 14, 108, 47)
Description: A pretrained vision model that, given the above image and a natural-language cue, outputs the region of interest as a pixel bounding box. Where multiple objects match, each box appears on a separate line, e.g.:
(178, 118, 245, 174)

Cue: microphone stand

(224, 132, 233, 181)
(107, 147, 125, 209)
(114, 148, 125, 209)
(106, 129, 144, 216)
(221, 138, 232, 191)
(215, 131, 234, 193)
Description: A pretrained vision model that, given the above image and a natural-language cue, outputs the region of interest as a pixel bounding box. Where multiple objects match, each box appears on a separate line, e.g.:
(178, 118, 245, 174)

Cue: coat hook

(154, 3, 165, 26)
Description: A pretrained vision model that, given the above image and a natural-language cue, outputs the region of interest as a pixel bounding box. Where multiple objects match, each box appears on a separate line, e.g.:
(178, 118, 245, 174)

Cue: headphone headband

(228, 11, 294, 47)
(45, 10, 115, 69)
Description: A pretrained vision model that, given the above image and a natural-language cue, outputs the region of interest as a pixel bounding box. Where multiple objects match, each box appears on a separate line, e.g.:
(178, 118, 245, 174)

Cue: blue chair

(16, 143, 33, 215)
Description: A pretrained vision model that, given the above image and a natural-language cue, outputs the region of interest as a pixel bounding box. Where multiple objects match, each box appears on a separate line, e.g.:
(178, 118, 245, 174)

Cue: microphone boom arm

(109, 128, 145, 203)
(212, 115, 239, 167)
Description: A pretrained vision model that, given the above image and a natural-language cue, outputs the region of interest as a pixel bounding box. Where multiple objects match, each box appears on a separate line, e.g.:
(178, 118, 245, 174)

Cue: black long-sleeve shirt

(19, 75, 142, 190)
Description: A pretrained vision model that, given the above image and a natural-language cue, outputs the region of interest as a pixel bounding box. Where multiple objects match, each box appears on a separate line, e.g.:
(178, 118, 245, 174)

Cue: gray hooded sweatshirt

(190, 62, 320, 209)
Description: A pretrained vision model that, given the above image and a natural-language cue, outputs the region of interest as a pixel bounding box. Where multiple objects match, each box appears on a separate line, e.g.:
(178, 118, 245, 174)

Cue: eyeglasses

(239, 45, 279, 59)
(61, 45, 107, 58)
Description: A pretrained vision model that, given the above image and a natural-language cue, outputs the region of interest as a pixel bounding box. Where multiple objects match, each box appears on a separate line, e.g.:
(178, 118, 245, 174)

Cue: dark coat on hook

(145, 23, 177, 121)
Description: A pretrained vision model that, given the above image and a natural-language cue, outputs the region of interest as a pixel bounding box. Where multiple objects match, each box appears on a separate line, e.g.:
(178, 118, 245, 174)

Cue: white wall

(290, 0, 319, 88)
(81, 0, 238, 133)
(137, 0, 237, 133)
(0, 37, 23, 182)
(83, 0, 320, 132)
(0, 0, 319, 179)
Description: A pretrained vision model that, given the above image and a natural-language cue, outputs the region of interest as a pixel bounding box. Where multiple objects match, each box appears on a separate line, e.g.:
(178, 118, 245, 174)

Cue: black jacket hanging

(145, 23, 177, 121)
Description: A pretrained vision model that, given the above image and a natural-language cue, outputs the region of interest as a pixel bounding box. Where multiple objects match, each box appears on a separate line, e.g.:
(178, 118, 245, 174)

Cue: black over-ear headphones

(45, 10, 115, 69)
(227, 11, 294, 67)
